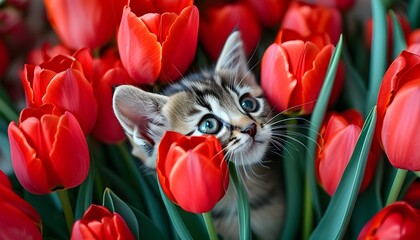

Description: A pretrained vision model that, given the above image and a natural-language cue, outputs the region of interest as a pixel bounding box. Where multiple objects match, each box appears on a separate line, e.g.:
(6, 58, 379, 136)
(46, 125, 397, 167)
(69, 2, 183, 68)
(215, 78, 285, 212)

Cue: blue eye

(240, 95, 259, 112)
(198, 116, 221, 134)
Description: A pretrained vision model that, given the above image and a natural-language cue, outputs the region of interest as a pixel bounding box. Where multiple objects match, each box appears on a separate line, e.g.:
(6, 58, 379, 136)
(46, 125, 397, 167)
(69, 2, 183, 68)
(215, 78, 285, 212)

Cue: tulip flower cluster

(1, 0, 420, 239)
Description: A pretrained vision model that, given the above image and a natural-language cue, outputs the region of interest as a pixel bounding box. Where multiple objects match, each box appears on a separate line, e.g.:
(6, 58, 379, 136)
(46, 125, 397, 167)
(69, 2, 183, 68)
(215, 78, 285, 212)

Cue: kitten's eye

(198, 116, 221, 134)
(240, 95, 259, 112)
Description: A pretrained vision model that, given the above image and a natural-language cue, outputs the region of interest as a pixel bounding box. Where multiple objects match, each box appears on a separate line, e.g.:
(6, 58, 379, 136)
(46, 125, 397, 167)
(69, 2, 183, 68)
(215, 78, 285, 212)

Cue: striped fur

(113, 31, 284, 239)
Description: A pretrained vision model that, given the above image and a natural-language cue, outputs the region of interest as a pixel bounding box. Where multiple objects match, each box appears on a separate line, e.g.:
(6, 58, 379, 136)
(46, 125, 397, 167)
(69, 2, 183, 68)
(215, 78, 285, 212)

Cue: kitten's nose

(241, 123, 257, 137)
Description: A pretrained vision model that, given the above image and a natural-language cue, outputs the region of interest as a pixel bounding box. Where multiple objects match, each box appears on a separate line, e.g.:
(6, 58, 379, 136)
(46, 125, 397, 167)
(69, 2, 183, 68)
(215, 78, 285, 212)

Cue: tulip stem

(202, 212, 218, 240)
(57, 189, 75, 234)
(302, 175, 313, 240)
(386, 169, 408, 206)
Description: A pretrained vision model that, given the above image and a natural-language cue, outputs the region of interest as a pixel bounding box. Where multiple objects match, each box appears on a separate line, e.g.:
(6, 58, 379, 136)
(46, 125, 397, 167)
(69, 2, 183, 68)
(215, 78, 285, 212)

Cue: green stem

(0, 97, 18, 122)
(386, 169, 408, 205)
(202, 212, 218, 240)
(228, 162, 251, 240)
(302, 175, 313, 240)
(57, 189, 75, 234)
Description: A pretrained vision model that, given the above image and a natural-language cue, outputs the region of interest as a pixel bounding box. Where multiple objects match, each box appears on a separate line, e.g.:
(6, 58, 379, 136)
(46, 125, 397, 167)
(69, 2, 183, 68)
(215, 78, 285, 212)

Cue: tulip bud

(377, 51, 420, 171)
(157, 131, 229, 213)
(71, 204, 135, 240)
(8, 106, 90, 194)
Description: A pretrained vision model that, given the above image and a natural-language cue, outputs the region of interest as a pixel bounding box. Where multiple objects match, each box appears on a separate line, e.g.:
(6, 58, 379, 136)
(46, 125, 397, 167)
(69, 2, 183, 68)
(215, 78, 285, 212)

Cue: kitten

(113, 31, 284, 240)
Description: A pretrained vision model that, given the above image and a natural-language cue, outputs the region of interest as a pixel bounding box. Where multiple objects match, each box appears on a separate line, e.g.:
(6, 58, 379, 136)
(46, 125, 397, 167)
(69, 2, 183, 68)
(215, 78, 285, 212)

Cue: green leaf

(348, 161, 383, 239)
(102, 188, 140, 240)
(24, 192, 68, 239)
(408, 0, 420, 28)
(228, 162, 251, 240)
(130, 205, 167, 240)
(280, 125, 304, 240)
(309, 107, 377, 240)
(342, 47, 367, 114)
(366, 0, 388, 115)
(0, 85, 18, 122)
(158, 179, 193, 240)
(305, 34, 344, 221)
(74, 159, 94, 220)
(389, 10, 407, 59)
(176, 208, 208, 240)
(114, 143, 173, 237)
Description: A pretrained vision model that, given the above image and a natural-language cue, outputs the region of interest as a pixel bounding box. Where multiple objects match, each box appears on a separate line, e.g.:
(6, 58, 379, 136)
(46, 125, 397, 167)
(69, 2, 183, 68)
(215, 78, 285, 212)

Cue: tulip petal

(8, 121, 51, 194)
(154, 0, 193, 14)
(381, 81, 420, 171)
(21, 64, 36, 106)
(43, 69, 98, 134)
(300, 45, 334, 114)
(0, 171, 12, 189)
(73, 48, 94, 82)
(377, 51, 420, 137)
(169, 151, 224, 213)
(44, 0, 116, 49)
(1, 185, 42, 227)
(86, 221, 104, 239)
(118, 7, 162, 84)
(160, 6, 199, 82)
(358, 202, 420, 239)
(49, 112, 90, 189)
(91, 67, 133, 143)
(31, 67, 56, 107)
(261, 43, 297, 112)
(0, 201, 42, 240)
(318, 125, 360, 195)
(113, 214, 136, 240)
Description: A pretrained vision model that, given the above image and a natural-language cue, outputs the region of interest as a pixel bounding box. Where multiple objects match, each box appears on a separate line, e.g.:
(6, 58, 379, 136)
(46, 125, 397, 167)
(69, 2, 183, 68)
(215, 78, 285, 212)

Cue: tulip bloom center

(141, 13, 177, 45)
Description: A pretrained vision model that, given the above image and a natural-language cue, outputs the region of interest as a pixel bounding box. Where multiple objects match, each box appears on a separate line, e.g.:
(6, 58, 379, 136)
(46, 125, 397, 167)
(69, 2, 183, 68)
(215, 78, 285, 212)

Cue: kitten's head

(113, 31, 274, 168)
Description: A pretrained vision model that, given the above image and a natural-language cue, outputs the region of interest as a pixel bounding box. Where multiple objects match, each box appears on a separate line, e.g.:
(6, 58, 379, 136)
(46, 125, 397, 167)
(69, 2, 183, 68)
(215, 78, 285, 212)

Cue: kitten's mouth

(233, 135, 265, 154)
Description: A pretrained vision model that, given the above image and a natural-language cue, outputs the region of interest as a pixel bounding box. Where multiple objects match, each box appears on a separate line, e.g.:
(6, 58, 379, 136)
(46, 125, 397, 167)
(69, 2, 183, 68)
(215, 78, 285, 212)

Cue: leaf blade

(309, 107, 377, 239)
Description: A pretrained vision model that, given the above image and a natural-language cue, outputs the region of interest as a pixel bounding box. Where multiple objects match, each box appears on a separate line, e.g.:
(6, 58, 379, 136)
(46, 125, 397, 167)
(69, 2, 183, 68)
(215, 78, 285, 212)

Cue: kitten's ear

(215, 31, 258, 86)
(215, 31, 249, 77)
(113, 85, 168, 168)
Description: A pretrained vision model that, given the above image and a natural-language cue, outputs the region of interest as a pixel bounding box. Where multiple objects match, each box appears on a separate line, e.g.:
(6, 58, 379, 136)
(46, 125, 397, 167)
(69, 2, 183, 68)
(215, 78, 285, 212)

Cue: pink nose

(241, 123, 257, 137)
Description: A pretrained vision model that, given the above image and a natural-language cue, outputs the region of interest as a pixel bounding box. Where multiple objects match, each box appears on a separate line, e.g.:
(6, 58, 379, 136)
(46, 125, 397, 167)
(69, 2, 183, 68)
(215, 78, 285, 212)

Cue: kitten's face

(162, 71, 273, 166)
(113, 31, 274, 168)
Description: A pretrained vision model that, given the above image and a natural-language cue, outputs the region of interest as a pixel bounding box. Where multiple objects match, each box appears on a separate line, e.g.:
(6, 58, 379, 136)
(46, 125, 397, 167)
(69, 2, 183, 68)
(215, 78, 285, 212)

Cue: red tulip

(118, 5, 199, 85)
(314, 0, 356, 11)
(21, 48, 97, 134)
(157, 131, 229, 213)
(43, 0, 124, 50)
(91, 49, 136, 143)
(71, 204, 135, 240)
(0, 40, 9, 77)
(316, 110, 379, 196)
(404, 181, 420, 209)
(129, 0, 193, 16)
(8, 105, 90, 194)
(365, 12, 411, 55)
(244, 0, 291, 28)
(199, 1, 260, 60)
(358, 202, 420, 240)
(0, 171, 43, 240)
(408, 29, 420, 47)
(26, 42, 72, 65)
(377, 51, 420, 171)
(281, 2, 342, 44)
(407, 29, 420, 54)
(261, 30, 344, 115)
(0, 171, 11, 189)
